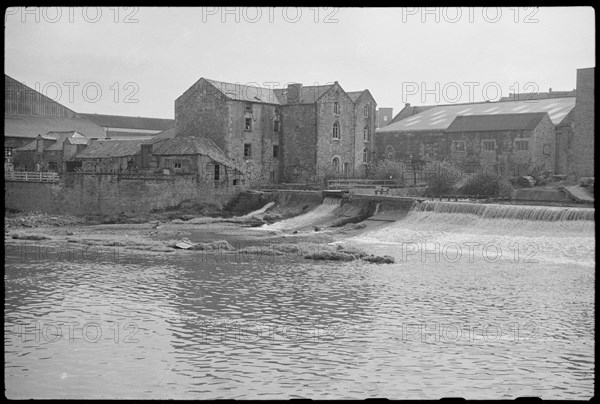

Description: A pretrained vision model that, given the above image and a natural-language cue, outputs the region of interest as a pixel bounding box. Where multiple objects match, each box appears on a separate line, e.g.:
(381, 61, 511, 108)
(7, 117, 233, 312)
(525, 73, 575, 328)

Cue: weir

(413, 201, 595, 221)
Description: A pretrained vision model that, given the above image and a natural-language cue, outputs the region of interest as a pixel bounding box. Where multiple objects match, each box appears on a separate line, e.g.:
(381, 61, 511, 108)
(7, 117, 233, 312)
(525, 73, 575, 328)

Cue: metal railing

(327, 179, 405, 189)
(5, 171, 60, 183)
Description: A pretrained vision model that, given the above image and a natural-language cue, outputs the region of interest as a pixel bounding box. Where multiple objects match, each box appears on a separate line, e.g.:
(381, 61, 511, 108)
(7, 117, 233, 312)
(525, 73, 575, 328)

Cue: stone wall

(5, 173, 239, 216)
(571, 67, 594, 177)
(315, 84, 354, 177)
(279, 104, 317, 181)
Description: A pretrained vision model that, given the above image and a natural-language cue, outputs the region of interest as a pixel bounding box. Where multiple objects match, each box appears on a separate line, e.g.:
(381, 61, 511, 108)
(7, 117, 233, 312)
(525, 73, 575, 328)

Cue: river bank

(4, 208, 391, 263)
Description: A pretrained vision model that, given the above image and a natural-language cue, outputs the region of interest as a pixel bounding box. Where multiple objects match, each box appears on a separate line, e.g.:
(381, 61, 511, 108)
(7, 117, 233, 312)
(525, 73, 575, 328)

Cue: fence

(5, 171, 60, 183)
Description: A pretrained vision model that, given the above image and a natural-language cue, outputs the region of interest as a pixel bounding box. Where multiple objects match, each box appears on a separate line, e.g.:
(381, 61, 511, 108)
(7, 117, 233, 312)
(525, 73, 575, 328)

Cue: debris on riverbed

(304, 250, 356, 261)
(5, 212, 83, 229)
(10, 232, 52, 241)
(361, 254, 395, 264)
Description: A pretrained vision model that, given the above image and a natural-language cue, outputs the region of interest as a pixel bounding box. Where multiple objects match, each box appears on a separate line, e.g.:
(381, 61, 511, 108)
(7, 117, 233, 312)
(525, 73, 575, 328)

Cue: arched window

(364, 104, 369, 118)
(332, 157, 340, 172)
(332, 121, 340, 139)
(363, 126, 370, 142)
(363, 148, 369, 163)
(385, 145, 395, 159)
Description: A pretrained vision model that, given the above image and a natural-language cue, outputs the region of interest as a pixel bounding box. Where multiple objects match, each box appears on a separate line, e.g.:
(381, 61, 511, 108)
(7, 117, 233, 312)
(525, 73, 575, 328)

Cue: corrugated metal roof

(152, 136, 235, 167)
(81, 113, 174, 131)
(206, 79, 282, 105)
(445, 112, 548, 132)
(378, 97, 576, 133)
(74, 139, 145, 159)
(5, 114, 107, 139)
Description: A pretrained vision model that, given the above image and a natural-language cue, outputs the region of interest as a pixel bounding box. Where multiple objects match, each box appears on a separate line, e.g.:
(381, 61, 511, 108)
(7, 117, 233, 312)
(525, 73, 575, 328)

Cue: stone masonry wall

(570, 67, 594, 177)
(5, 173, 239, 216)
(315, 84, 354, 177)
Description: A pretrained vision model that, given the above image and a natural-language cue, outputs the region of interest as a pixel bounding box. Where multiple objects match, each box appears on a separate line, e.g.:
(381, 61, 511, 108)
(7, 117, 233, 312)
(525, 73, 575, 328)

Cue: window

(543, 144, 552, 156)
(482, 140, 496, 152)
(515, 140, 529, 151)
(5, 146, 14, 158)
(332, 157, 340, 172)
(244, 143, 252, 158)
(364, 104, 369, 118)
(173, 162, 182, 169)
(385, 145, 395, 159)
(245, 116, 252, 131)
(273, 144, 279, 158)
(214, 164, 220, 181)
(274, 112, 280, 133)
(343, 162, 350, 177)
(453, 140, 466, 153)
(333, 102, 340, 115)
(363, 148, 369, 163)
(363, 126, 370, 142)
(332, 122, 340, 139)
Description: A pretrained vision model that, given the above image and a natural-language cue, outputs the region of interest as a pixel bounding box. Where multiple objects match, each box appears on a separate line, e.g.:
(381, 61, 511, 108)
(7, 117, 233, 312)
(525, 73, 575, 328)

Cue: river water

(4, 203, 595, 399)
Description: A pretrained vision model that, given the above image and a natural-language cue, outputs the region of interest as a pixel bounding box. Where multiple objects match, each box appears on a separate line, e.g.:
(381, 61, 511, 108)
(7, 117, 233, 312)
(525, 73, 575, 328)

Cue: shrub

(425, 160, 464, 196)
(368, 160, 405, 185)
(461, 171, 513, 197)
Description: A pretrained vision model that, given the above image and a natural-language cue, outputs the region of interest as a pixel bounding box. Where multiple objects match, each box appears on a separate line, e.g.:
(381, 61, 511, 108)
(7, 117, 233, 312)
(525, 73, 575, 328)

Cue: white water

(241, 201, 275, 218)
(265, 197, 342, 231)
(351, 201, 595, 268)
(415, 201, 595, 221)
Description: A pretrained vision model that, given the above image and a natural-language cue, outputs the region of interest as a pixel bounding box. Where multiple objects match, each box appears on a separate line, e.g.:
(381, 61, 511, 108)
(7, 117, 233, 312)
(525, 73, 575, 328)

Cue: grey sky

(5, 7, 595, 119)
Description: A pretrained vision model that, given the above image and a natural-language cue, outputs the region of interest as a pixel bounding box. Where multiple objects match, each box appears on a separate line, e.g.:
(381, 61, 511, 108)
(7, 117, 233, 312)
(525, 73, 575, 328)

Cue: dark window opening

(273, 145, 279, 158)
(214, 164, 220, 181)
(244, 143, 252, 158)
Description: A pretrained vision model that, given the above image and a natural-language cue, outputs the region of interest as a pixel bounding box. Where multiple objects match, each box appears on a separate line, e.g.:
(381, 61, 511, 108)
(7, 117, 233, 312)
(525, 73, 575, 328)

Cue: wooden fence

(5, 171, 60, 183)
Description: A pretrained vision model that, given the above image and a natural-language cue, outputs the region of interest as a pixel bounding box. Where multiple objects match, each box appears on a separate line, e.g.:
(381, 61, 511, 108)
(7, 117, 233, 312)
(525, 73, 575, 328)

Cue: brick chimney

(287, 83, 302, 104)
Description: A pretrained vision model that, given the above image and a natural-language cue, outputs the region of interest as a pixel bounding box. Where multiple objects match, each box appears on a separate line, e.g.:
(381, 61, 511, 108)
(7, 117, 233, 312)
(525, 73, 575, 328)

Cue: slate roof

(5, 114, 107, 139)
(150, 127, 175, 141)
(152, 136, 235, 167)
(273, 85, 333, 104)
(14, 131, 88, 151)
(45, 132, 87, 150)
(73, 139, 146, 159)
(205, 79, 282, 105)
(346, 91, 364, 102)
(81, 113, 174, 131)
(378, 97, 576, 133)
(445, 112, 548, 132)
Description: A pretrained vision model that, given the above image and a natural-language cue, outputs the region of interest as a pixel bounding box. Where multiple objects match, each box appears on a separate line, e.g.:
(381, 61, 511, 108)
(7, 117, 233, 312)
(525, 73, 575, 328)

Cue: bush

(461, 171, 513, 197)
(368, 160, 405, 185)
(425, 160, 464, 196)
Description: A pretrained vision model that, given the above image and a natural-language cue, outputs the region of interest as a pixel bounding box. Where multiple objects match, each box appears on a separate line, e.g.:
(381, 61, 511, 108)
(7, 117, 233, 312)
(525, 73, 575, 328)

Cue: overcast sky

(5, 7, 595, 119)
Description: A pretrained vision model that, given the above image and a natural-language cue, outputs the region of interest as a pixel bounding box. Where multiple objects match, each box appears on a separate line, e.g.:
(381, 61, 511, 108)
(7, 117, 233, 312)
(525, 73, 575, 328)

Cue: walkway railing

(5, 171, 60, 183)
(327, 179, 404, 189)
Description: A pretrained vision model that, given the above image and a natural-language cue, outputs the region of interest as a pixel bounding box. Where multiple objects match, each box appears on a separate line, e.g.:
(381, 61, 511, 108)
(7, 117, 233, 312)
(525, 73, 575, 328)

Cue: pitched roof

(378, 97, 576, 133)
(446, 112, 548, 132)
(346, 91, 364, 102)
(45, 132, 87, 150)
(81, 113, 174, 131)
(498, 90, 576, 102)
(205, 79, 282, 105)
(5, 114, 107, 139)
(152, 136, 234, 167)
(151, 127, 175, 141)
(73, 139, 146, 159)
(273, 85, 333, 104)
